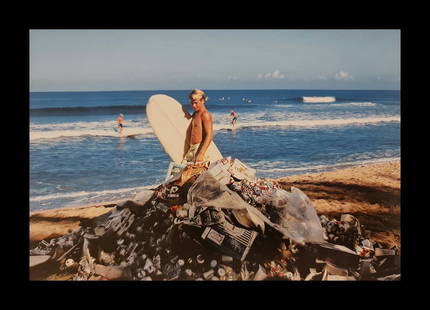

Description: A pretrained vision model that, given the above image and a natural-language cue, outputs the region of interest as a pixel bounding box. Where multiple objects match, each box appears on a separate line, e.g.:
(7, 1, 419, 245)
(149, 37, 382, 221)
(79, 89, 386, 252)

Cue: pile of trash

(30, 157, 400, 281)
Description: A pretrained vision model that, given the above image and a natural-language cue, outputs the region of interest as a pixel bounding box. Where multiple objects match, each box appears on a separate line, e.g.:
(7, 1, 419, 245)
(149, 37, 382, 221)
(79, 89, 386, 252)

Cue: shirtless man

(230, 110, 238, 128)
(117, 113, 124, 134)
(182, 89, 213, 164)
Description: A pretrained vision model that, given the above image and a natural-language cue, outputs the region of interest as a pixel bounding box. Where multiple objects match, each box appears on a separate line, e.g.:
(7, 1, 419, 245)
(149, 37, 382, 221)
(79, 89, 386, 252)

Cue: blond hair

(189, 89, 208, 102)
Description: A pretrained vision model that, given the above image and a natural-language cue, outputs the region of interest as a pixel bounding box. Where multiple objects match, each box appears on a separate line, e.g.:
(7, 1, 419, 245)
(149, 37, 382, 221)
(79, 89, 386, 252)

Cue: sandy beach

(30, 160, 400, 251)
(274, 160, 401, 249)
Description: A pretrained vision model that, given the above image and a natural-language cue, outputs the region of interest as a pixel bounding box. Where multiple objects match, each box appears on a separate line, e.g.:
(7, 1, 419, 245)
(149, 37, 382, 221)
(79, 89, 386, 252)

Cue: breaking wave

(333, 102, 377, 107)
(30, 116, 400, 142)
(213, 116, 400, 131)
(303, 96, 336, 103)
(30, 127, 153, 141)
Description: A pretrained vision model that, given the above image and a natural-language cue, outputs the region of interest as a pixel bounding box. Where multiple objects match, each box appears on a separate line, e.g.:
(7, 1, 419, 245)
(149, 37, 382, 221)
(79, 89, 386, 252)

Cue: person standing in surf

(229, 110, 238, 128)
(117, 113, 124, 134)
(182, 89, 213, 164)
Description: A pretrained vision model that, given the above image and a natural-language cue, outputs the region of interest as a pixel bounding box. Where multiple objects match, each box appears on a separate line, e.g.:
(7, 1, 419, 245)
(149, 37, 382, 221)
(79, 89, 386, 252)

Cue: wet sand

(30, 160, 400, 250)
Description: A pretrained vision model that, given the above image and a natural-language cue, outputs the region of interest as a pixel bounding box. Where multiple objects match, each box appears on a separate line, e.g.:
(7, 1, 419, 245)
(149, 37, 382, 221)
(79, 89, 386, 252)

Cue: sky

(30, 29, 400, 92)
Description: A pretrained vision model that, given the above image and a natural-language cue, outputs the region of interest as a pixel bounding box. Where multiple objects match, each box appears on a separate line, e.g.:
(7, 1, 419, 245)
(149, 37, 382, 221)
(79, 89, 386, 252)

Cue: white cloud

(258, 69, 286, 80)
(334, 70, 353, 80)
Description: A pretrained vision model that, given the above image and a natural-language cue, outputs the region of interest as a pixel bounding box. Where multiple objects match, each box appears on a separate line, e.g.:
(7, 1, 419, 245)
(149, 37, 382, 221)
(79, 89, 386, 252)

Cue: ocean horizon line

(30, 88, 401, 94)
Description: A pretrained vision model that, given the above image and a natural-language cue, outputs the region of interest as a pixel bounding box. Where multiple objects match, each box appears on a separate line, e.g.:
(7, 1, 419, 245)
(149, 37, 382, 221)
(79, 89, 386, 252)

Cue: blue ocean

(30, 89, 400, 212)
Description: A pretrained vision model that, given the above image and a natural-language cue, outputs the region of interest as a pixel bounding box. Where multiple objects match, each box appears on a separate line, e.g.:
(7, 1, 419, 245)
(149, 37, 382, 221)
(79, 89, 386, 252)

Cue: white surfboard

(146, 94, 223, 164)
(113, 127, 140, 139)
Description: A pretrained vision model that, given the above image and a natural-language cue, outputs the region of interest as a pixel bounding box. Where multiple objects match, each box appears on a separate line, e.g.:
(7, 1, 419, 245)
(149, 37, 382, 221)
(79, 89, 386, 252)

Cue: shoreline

(30, 160, 400, 249)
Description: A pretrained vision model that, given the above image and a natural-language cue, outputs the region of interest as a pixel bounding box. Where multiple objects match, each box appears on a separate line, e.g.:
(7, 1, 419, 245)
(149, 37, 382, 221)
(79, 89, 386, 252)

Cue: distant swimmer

(229, 110, 238, 128)
(117, 113, 124, 134)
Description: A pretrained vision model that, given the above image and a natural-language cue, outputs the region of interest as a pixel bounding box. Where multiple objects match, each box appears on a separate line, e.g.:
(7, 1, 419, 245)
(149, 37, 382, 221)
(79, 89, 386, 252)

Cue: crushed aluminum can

(119, 248, 127, 257)
(162, 262, 181, 280)
(125, 232, 136, 241)
(65, 258, 75, 268)
(340, 214, 362, 235)
(140, 254, 147, 265)
(176, 209, 188, 219)
(137, 269, 146, 279)
(94, 226, 106, 236)
(203, 269, 215, 280)
(153, 255, 162, 269)
(143, 258, 154, 274)
(170, 255, 179, 264)
(98, 250, 114, 265)
(217, 267, 226, 277)
(284, 272, 293, 280)
(319, 215, 330, 226)
(222, 255, 234, 263)
(184, 269, 193, 278)
(196, 254, 205, 265)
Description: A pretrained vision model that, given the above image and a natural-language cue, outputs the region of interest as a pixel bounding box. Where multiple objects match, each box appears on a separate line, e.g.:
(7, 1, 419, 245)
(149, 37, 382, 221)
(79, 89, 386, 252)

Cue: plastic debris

(29, 157, 400, 281)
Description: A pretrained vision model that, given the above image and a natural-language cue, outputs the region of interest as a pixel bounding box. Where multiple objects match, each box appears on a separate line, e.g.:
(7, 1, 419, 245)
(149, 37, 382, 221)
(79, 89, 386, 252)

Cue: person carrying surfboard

(182, 89, 213, 164)
(117, 113, 124, 134)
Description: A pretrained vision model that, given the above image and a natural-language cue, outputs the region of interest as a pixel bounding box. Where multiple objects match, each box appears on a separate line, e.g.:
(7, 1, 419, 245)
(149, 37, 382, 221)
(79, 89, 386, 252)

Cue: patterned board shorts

(181, 143, 208, 164)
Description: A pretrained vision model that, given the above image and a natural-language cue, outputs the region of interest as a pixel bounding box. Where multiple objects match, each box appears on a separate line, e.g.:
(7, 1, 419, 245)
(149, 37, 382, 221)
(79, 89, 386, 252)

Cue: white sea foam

(31, 156, 400, 204)
(303, 96, 336, 103)
(272, 104, 295, 108)
(30, 120, 118, 130)
(214, 116, 399, 131)
(275, 101, 377, 108)
(30, 127, 154, 141)
(30, 184, 158, 202)
(335, 102, 377, 107)
(30, 115, 400, 142)
(256, 157, 400, 175)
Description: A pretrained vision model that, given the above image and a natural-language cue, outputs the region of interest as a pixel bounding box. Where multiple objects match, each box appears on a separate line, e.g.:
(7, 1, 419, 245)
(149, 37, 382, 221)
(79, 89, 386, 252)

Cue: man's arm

(195, 112, 213, 162)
